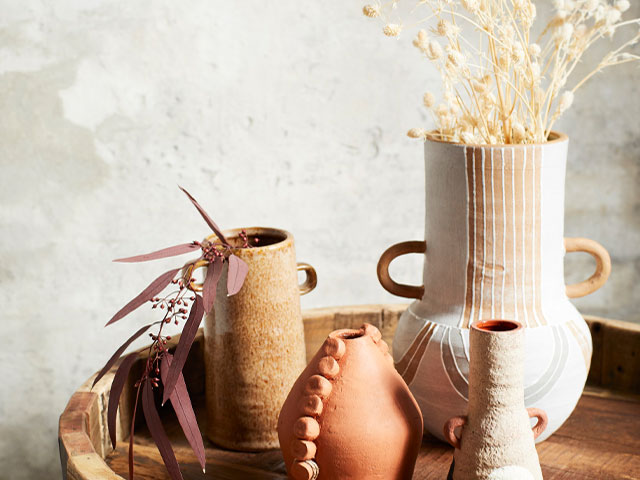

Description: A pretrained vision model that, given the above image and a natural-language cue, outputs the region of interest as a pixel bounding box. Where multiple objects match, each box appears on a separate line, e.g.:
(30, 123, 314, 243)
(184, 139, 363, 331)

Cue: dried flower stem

(364, 0, 640, 144)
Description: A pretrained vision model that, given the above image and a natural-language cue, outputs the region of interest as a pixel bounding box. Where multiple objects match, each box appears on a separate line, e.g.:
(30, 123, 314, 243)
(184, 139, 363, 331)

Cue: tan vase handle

(181, 260, 208, 292)
(443, 415, 467, 449)
(564, 237, 611, 298)
(297, 263, 317, 295)
(377, 241, 426, 300)
(527, 407, 548, 440)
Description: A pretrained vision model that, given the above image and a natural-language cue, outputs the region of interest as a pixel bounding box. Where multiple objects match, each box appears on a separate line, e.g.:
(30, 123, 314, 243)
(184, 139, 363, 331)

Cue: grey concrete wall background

(0, 1, 637, 478)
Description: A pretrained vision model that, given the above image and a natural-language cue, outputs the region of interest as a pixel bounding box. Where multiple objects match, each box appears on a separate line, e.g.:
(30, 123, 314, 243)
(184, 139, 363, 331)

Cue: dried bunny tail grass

(423, 92, 436, 108)
(436, 19, 461, 39)
(407, 127, 428, 139)
(557, 90, 574, 114)
(383, 24, 402, 36)
(528, 43, 541, 57)
(413, 29, 429, 50)
(426, 40, 444, 60)
(366, 0, 640, 144)
(362, 4, 381, 18)
(461, 0, 480, 13)
(460, 131, 479, 144)
(606, 8, 622, 25)
(446, 49, 466, 67)
(512, 122, 526, 143)
(614, 0, 630, 12)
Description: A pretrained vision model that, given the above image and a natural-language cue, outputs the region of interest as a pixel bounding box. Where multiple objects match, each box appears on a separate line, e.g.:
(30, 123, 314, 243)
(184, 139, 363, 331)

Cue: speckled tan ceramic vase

(444, 320, 547, 480)
(204, 227, 317, 451)
(277, 324, 424, 480)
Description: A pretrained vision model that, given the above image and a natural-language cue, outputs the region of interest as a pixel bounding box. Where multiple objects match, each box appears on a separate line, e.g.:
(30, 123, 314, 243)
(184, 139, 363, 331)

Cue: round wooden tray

(59, 304, 640, 479)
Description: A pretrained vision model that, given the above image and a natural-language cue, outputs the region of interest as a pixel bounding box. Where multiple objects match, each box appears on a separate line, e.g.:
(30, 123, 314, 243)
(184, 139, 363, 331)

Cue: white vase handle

(564, 237, 611, 298)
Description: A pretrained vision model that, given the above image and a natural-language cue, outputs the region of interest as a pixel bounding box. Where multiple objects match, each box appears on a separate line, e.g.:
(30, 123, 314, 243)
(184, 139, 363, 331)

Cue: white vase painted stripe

(395, 322, 430, 375)
(491, 149, 496, 319)
(395, 322, 437, 385)
(534, 146, 545, 326)
(461, 147, 475, 327)
(566, 320, 592, 371)
(397, 320, 574, 408)
(524, 326, 570, 404)
(501, 149, 507, 320)
(459, 145, 547, 328)
(442, 327, 470, 400)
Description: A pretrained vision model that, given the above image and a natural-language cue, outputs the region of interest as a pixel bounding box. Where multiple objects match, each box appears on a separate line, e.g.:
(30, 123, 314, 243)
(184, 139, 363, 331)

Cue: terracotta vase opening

(335, 329, 366, 340)
(474, 320, 522, 332)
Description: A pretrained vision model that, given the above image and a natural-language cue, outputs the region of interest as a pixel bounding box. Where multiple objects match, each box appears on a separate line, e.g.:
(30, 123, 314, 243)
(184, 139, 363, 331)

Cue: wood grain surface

(59, 305, 640, 480)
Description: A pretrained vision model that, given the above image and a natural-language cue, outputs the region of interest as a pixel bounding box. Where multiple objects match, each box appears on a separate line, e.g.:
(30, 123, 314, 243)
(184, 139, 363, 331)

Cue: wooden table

(59, 305, 640, 479)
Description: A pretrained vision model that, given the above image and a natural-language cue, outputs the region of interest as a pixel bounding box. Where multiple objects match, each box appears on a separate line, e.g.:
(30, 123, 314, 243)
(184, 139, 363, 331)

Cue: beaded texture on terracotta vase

(288, 325, 393, 479)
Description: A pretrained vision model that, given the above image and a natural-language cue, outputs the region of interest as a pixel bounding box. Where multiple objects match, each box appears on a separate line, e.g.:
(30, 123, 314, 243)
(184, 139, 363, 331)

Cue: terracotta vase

(277, 323, 423, 480)
(199, 227, 317, 451)
(444, 320, 547, 480)
(377, 132, 611, 441)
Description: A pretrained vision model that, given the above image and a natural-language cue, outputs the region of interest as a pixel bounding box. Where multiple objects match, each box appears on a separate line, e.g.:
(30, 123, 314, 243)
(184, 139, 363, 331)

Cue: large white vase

(377, 132, 611, 442)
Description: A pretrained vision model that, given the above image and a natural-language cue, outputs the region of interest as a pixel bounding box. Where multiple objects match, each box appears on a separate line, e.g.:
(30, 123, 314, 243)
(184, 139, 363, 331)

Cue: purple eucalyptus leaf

(142, 379, 184, 480)
(202, 257, 223, 314)
(179, 186, 228, 244)
(107, 352, 139, 449)
(226, 254, 248, 296)
(92, 322, 158, 389)
(162, 295, 204, 405)
(161, 354, 206, 471)
(106, 268, 180, 326)
(113, 243, 200, 263)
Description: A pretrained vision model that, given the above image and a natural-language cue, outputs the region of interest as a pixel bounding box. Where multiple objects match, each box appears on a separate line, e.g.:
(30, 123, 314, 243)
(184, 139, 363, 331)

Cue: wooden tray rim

(58, 304, 640, 480)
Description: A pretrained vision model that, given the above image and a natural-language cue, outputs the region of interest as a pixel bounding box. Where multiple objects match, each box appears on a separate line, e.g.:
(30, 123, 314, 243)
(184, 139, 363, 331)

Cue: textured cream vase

(444, 320, 546, 480)
(204, 227, 317, 451)
(378, 133, 611, 441)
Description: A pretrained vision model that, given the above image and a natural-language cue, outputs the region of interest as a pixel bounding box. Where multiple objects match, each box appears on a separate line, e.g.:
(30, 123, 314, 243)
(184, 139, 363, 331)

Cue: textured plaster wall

(0, 1, 637, 478)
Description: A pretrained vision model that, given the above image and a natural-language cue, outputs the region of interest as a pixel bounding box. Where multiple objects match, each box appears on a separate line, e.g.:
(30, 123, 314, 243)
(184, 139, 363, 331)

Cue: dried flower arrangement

(92, 187, 251, 480)
(363, 0, 639, 144)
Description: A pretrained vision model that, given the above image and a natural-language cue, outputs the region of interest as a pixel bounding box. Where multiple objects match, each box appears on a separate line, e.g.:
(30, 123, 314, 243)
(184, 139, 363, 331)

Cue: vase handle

(181, 259, 209, 292)
(443, 415, 467, 449)
(564, 237, 611, 298)
(297, 263, 317, 295)
(376, 241, 426, 300)
(527, 407, 548, 440)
